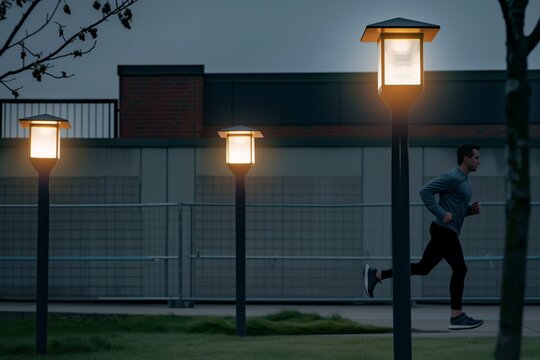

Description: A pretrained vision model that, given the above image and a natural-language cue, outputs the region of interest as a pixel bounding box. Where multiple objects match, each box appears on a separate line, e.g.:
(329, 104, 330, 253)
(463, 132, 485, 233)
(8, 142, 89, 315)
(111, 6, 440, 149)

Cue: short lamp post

(361, 18, 439, 360)
(218, 126, 263, 337)
(19, 114, 71, 355)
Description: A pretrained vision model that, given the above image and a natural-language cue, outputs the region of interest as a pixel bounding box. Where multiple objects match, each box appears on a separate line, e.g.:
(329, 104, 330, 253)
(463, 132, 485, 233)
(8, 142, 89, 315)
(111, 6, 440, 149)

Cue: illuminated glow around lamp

(381, 38, 421, 87)
(30, 125, 59, 159)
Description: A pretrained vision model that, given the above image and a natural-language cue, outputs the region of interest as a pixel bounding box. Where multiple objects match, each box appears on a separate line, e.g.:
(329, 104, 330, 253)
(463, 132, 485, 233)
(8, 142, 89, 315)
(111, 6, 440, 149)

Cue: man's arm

(419, 172, 456, 222)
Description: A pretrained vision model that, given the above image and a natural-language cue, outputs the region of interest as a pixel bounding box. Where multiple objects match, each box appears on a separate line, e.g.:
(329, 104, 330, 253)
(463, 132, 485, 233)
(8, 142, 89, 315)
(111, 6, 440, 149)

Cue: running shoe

(363, 264, 380, 298)
(448, 313, 484, 330)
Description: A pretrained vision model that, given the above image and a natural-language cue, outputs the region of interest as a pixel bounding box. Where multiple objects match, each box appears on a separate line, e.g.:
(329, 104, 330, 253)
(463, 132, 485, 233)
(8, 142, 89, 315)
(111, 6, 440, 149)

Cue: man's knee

(412, 263, 432, 276)
(454, 263, 467, 277)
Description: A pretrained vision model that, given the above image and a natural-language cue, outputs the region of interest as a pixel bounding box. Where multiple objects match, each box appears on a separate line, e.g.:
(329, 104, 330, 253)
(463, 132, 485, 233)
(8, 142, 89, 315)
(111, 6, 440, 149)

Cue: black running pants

(380, 222, 468, 310)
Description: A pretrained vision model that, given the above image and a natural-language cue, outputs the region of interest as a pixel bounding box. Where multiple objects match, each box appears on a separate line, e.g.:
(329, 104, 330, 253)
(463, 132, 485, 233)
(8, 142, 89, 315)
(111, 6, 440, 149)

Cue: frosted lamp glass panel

(227, 135, 254, 164)
(384, 38, 421, 85)
(30, 126, 58, 159)
(378, 40, 382, 90)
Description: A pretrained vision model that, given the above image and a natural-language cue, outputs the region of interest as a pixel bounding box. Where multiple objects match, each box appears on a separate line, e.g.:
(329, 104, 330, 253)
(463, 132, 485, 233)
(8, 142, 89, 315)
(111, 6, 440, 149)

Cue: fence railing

(0, 99, 118, 139)
(0, 203, 180, 301)
(1, 202, 539, 303)
(182, 201, 540, 303)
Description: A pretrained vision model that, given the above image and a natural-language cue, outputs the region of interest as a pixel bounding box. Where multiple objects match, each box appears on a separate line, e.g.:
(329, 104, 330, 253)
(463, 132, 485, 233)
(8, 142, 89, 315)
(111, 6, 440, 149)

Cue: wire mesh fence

(182, 201, 540, 303)
(0, 203, 180, 300)
(0, 201, 539, 303)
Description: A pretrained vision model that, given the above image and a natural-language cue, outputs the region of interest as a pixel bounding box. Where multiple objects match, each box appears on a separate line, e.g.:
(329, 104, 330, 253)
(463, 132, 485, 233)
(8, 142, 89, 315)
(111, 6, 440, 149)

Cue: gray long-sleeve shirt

(419, 167, 473, 235)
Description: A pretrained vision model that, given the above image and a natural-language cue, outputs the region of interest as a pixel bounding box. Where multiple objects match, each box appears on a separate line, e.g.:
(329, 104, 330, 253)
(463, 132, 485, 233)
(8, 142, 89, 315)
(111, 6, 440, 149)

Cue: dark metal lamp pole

(218, 126, 263, 337)
(231, 164, 250, 337)
(36, 169, 51, 354)
(19, 114, 70, 355)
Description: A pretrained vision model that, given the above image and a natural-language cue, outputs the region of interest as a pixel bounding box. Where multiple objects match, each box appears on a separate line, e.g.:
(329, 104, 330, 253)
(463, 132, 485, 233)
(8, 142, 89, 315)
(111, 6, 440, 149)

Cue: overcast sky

(1, 0, 539, 99)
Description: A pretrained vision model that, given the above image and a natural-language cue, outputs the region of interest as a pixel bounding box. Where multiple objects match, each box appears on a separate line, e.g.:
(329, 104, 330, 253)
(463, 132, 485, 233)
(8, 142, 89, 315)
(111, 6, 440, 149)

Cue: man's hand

(470, 202, 481, 215)
(442, 212, 453, 223)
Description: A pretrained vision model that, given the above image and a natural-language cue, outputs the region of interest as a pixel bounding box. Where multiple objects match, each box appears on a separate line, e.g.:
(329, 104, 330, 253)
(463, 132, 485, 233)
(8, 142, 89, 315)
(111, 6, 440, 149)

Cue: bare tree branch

(47, 41, 97, 62)
(0, 76, 22, 98)
(0, 0, 42, 58)
(55, 21, 68, 42)
(44, 69, 74, 80)
(6, 0, 63, 52)
(0, 0, 138, 89)
(20, 41, 41, 59)
(527, 17, 540, 54)
(0, 0, 30, 22)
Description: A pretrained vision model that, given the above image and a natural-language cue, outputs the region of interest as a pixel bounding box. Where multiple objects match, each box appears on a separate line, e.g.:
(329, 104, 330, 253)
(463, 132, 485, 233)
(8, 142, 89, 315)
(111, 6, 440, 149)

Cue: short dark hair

(457, 144, 480, 165)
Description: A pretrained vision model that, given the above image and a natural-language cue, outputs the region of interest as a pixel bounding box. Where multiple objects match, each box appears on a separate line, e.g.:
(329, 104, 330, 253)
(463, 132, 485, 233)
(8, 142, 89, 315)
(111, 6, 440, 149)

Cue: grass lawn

(1, 311, 538, 359)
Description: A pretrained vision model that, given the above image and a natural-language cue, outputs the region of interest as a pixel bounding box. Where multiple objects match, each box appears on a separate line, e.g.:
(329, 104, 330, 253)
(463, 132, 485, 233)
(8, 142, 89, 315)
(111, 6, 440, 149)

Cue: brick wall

(118, 65, 204, 138)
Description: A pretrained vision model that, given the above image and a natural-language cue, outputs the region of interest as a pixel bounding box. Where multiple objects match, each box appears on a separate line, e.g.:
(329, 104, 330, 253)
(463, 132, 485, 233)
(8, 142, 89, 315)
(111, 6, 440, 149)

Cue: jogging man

(363, 144, 484, 330)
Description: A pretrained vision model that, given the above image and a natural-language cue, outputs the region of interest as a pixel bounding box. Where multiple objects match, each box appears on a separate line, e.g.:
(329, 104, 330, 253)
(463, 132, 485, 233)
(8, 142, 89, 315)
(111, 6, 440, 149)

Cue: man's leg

(442, 230, 484, 330)
(380, 222, 445, 280)
(441, 231, 467, 314)
(364, 223, 444, 297)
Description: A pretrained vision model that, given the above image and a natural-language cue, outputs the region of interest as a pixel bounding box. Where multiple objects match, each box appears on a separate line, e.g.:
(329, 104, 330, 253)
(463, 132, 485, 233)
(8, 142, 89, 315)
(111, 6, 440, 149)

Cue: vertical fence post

(0, 100, 3, 138)
(178, 203, 183, 303)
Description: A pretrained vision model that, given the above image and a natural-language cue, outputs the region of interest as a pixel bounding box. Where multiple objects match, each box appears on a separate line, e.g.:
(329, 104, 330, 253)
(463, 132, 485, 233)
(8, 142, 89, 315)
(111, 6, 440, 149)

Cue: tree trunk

(496, 1, 531, 359)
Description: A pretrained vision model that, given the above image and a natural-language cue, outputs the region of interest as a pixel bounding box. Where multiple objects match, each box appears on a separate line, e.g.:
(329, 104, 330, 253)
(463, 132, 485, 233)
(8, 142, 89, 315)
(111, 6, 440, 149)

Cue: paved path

(1, 301, 539, 337)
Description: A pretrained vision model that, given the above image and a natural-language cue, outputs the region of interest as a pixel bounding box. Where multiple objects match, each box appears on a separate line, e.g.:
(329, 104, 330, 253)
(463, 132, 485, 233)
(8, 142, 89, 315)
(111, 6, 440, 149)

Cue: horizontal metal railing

(0, 256, 178, 261)
(0, 203, 179, 208)
(0, 99, 118, 139)
(181, 201, 533, 208)
(189, 255, 540, 261)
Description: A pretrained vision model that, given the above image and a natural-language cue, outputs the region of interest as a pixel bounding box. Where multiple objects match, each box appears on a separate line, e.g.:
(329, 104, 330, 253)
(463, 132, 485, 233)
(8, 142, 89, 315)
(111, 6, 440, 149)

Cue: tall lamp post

(19, 114, 71, 355)
(361, 18, 439, 360)
(218, 125, 263, 337)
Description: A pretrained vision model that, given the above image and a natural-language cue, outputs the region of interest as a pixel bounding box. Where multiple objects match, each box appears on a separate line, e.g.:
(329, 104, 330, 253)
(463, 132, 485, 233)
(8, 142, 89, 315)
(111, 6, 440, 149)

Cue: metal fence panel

(0, 203, 180, 300)
(183, 201, 539, 303)
(1, 99, 118, 139)
(1, 199, 538, 302)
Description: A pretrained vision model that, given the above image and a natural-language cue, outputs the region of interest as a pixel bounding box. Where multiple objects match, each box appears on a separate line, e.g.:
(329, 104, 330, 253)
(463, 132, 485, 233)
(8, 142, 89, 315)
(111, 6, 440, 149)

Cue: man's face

(464, 149, 481, 172)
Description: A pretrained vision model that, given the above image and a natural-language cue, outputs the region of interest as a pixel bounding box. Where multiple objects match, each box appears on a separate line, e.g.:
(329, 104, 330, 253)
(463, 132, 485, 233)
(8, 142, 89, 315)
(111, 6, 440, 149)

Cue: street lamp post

(361, 18, 439, 360)
(19, 114, 71, 355)
(218, 126, 263, 337)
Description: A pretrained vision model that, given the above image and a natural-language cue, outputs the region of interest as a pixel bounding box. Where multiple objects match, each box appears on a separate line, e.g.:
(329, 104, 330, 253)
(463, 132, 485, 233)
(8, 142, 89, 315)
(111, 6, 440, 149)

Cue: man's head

(457, 144, 480, 172)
